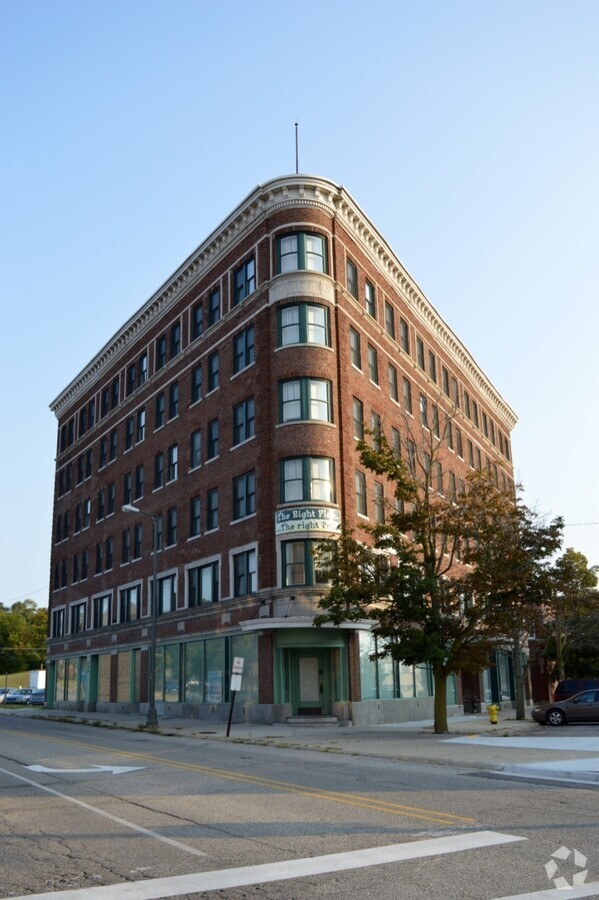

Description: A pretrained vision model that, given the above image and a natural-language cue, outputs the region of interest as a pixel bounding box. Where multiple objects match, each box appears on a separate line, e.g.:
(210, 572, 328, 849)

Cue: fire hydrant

(487, 703, 499, 725)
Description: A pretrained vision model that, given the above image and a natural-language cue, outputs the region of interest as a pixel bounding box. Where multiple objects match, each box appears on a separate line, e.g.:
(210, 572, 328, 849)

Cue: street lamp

(122, 503, 159, 727)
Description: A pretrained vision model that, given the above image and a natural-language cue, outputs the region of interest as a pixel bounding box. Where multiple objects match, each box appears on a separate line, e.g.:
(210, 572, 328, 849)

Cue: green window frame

(276, 232, 327, 274)
(282, 539, 331, 587)
(280, 456, 335, 503)
(277, 303, 330, 347)
(279, 378, 332, 424)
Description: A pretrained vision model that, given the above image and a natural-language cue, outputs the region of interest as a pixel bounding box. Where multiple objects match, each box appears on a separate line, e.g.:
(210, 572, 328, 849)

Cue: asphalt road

(1, 716, 598, 899)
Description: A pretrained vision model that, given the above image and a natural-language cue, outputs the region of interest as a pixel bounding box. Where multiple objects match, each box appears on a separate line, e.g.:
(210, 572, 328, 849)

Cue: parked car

(532, 689, 599, 726)
(0, 687, 10, 703)
(553, 678, 599, 702)
(26, 689, 46, 706)
(4, 688, 33, 705)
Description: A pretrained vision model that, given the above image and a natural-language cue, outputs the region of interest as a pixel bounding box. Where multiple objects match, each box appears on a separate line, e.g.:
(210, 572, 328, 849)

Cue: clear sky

(2, 1, 598, 609)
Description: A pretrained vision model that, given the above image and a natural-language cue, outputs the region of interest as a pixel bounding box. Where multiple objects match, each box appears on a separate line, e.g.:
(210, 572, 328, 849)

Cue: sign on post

(226, 657, 244, 737)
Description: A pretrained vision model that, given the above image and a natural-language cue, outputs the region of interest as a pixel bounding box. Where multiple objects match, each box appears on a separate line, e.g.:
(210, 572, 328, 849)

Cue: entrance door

(290, 650, 330, 716)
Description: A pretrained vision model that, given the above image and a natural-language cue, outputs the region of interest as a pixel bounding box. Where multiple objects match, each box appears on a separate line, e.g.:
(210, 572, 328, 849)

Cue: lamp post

(122, 503, 159, 727)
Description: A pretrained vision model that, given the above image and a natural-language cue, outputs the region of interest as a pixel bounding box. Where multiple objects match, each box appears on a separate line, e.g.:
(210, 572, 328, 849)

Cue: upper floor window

(278, 303, 330, 347)
(349, 327, 361, 369)
(365, 281, 376, 318)
(170, 322, 181, 359)
(188, 561, 219, 606)
(399, 318, 410, 354)
(120, 585, 140, 622)
(155, 335, 167, 371)
(233, 548, 257, 597)
(346, 259, 358, 298)
(233, 258, 255, 306)
(384, 302, 395, 339)
(279, 378, 332, 424)
(233, 471, 256, 520)
(191, 301, 203, 341)
(207, 419, 219, 459)
(367, 345, 379, 385)
(282, 539, 330, 587)
(207, 352, 219, 392)
(70, 601, 86, 634)
(277, 232, 326, 273)
(191, 364, 202, 404)
(428, 351, 437, 384)
(233, 397, 255, 445)
(280, 456, 335, 503)
(93, 594, 111, 629)
(208, 287, 221, 325)
(233, 325, 255, 373)
(416, 337, 425, 370)
(138, 352, 148, 386)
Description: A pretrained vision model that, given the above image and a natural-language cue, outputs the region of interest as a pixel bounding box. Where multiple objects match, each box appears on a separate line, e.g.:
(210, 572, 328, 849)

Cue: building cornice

(50, 174, 516, 429)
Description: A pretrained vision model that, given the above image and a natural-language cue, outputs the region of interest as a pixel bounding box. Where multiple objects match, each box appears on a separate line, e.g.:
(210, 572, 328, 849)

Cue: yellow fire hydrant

(487, 703, 499, 725)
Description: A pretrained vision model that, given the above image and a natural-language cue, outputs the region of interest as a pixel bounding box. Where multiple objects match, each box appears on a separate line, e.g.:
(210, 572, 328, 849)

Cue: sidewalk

(3, 704, 599, 781)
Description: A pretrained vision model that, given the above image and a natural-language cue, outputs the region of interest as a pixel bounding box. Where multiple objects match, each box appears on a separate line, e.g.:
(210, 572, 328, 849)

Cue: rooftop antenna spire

(295, 122, 299, 174)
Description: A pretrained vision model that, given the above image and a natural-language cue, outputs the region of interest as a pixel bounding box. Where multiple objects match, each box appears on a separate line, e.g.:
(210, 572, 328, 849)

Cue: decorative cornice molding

(50, 175, 516, 429)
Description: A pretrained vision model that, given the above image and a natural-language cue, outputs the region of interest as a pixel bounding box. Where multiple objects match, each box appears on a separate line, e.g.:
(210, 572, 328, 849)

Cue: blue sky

(2, 1, 598, 608)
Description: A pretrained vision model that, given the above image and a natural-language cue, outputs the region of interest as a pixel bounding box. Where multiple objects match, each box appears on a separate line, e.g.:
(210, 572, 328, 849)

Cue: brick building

(47, 175, 517, 724)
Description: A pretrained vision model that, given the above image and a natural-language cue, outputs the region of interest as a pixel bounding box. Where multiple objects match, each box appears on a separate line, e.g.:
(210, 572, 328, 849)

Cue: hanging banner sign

(275, 507, 341, 535)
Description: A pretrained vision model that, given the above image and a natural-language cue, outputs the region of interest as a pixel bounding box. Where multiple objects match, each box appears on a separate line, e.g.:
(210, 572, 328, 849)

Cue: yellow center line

(1, 727, 477, 826)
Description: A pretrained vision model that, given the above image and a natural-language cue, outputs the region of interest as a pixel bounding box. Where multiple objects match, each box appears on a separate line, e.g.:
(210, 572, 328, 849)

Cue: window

(99, 437, 107, 469)
(233, 548, 257, 596)
(93, 594, 111, 629)
(278, 303, 330, 347)
(105, 537, 113, 570)
(168, 444, 178, 482)
(391, 427, 401, 459)
(371, 412, 382, 450)
(126, 363, 136, 396)
(170, 322, 181, 359)
(191, 364, 202, 403)
(206, 488, 219, 530)
(407, 440, 416, 475)
(451, 376, 460, 408)
(121, 529, 131, 564)
(133, 523, 142, 559)
(52, 608, 65, 638)
(353, 397, 364, 440)
(388, 364, 399, 402)
(456, 427, 464, 459)
(428, 351, 437, 383)
(416, 337, 425, 370)
(76, 455, 83, 485)
(482, 411, 489, 437)
(85, 449, 93, 479)
(207, 419, 219, 459)
(282, 540, 329, 587)
(109, 429, 117, 462)
(95, 542, 103, 575)
(188, 561, 219, 606)
(123, 472, 132, 505)
(97, 489, 105, 521)
(464, 390, 471, 419)
(82, 550, 89, 580)
(279, 378, 332, 423)
(233, 325, 255, 373)
(136, 408, 145, 443)
(168, 381, 179, 419)
(346, 259, 358, 298)
(138, 352, 148, 385)
(71, 554, 79, 584)
(125, 416, 134, 450)
(155, 392, 165, 429)
(190, 429, 201, 469)
(367, 345, 379, 384)
(277, 232, 326, 273)
(107, 483, 116, 515)
(446, 419, 454, 451)
(155, 335, 167, 371)
(281, 457, 335, 503)
(154, 452, 164, 489)
(472, 400, 479, 429)
(208, 287, 220, 325)
(385, 301, 395, 338)
(442, 365, 450, 396)
(403, 377, 413, 414)
(189, 496, 201, 537)
(349, 327, 362, 369)
(166, 507, 177, 546)
(207, 352, 219, 392)
(155, 514, 163, 550)
(399, 318, 410, 354)
(233, 471, 256, 519)
(365, 280, 376, 317)
(373, 482, 384, 524)
(419, 394, 429, 428)
(233, 397, 255, 444)
(134, 464, 144, 500)
(70, 601, 86, 634)
(233, 257, 255, 305)
(191, 301, 203, 341)
(468, 439, 475, 468)
(119, 585, 140, 622)
(100, 388, 109, 419)
(111, 377, 120, 409)
(83, 498, 91, 529)
(355, 471, 367, 516)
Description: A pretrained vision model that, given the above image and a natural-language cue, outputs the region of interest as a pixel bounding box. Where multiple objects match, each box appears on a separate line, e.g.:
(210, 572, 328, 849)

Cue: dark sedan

(532, 689, 599, 726)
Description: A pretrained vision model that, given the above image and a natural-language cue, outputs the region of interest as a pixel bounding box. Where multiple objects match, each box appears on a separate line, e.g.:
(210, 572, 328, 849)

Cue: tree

(544, 548, 599, 681)
(315, 427, 562, 732)
(0, 600, 47, 675)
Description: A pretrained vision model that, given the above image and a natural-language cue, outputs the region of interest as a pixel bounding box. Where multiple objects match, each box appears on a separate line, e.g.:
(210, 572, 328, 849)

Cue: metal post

(146, 514, 159, 728)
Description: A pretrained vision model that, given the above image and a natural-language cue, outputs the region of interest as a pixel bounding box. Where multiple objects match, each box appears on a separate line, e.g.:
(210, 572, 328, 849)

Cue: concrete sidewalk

(3, 705, 599, 782)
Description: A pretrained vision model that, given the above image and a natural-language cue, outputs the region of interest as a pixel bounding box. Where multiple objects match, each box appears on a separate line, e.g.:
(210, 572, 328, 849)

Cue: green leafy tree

(0, 600, 47, 675)
(315, 428, 562, 732)
(544, 549, 599, 681)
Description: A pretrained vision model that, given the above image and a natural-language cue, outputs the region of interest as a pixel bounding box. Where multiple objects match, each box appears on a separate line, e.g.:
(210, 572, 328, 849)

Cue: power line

(564, 521, 599, 527)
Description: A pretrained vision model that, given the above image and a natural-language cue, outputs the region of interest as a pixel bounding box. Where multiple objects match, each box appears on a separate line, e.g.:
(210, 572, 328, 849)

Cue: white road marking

(492, 882, 599, 899)
(27, 765, 145, 775)
(0, 765, 207, 859)
(5, 830, 524, 899)
(444, 736, 599, 752)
